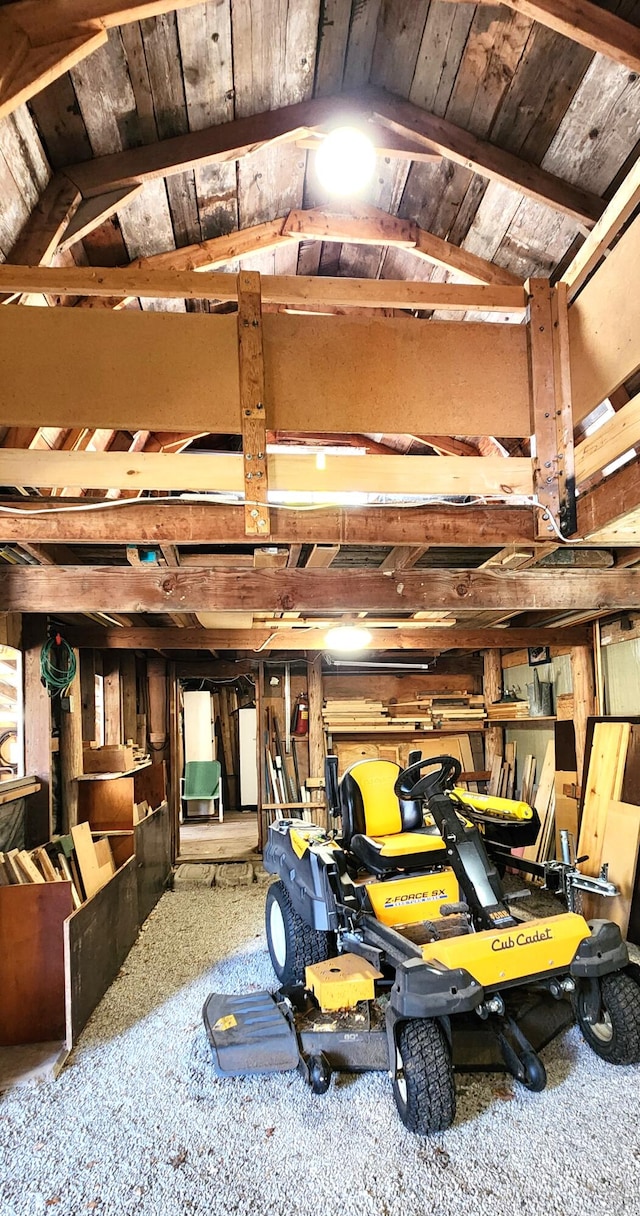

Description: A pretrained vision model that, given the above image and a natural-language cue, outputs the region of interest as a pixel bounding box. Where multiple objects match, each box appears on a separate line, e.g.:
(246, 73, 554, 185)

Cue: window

(0, 645, 24, 784)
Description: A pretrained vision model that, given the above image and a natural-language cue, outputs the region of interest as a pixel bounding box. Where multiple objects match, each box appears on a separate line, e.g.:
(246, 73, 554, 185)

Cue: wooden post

(528, 279, 576, 539)
(257, 661, 267, 851)
(237, 270, 270, 537)
(168, 662, 180, 864)
(483, 649, 504, 769)
(79, 649, 96, 742)
(23, 615, 52, 846)
(571, 645, 595, 785)
(120, 651, 137, 744)
(307, 653, 326, 830)
(102, 654, 121, 745)
(147, 654, 168, 764)
(60, 647, 82, 832)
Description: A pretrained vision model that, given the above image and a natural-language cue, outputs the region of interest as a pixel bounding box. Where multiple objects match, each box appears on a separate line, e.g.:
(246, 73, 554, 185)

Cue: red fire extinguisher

(291, 693, 309, 736)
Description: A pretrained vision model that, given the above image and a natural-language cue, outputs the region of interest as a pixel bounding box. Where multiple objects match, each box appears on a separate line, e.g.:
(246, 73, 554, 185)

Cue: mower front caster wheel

(308, 1053, 332, 1095)
(392, 1019, 456, 1135)
(265, 881, 335, 986)
(520, 1051, 547, 1093)
(574, 972, 640, 1065)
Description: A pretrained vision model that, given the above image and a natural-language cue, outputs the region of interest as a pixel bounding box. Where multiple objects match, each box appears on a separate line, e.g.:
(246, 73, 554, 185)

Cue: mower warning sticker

(213, 1014, 238, 1032)
(384, 889, 448, 908)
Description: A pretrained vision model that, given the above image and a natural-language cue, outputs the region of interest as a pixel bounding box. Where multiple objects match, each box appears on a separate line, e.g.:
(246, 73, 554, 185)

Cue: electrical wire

(40, 635, 77, 698)
(0, 491, 585, 541)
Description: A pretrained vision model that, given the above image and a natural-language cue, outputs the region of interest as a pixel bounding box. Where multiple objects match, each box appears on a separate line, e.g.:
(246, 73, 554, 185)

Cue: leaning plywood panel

(590, 801, 640, 938)
(570, 216, 640, 423)
(0, 882, 73, 1045)
(578, 721, 630, 879)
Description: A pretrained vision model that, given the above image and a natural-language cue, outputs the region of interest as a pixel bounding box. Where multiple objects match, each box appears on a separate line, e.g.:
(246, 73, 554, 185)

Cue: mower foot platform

(203, 991, 299, 1077)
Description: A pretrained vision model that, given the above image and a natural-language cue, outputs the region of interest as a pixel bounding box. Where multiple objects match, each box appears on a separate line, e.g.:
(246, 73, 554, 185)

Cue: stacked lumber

(0, 827, 116, 909)
(578, 721, 640, 933)
(324, 694, 485, 733)
(487, 743, 533, 800)
(487, 701, 530, 720)
(520, 740, 556, 867)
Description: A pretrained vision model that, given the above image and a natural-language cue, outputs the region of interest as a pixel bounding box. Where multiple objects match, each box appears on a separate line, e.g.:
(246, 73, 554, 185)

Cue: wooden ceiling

(0, 0, 639, 651)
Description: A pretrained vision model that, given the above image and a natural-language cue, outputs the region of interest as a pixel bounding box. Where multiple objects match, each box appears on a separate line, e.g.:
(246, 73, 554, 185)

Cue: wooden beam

(57, 184, 144, 252)
(238, 271, 269, 537)
(0, 307, 532, 438)
(575, 391, 640, 486)
(368, 90, 603, 227)
(297, 124, 442, 165)
(0, 449, 534, 498)
(561, 158, 640, 302)
(6, 174, 81, 268)
(0, 264, 528, 313)
(483, 649, 504, 770)
(22, 615, 52, 845)
(62, 96, 357, 197)
(0, 500, 537, 548)
(131, 219, 293, 273)
(528, 280, 576, 539)
(67, 625, 592, 651)
(570, 215, 640, 424)
(282, 204, 416, 247)
(60, 647, 82, 830)
(3, 568, 638, 614)
(306, 545, 341, 568)
(410, 225, 523, 288)
(576, 458, 640, 542)
(449, 0, 640, 74)
(571, 645, 595, 785)
(57, 88, 603, 228)
(379, 546, 428, 571)
(0, 0, 207, 123)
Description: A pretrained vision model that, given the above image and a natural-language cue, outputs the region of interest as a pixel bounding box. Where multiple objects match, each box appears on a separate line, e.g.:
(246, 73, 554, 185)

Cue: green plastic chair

(181, 760, 223, 821)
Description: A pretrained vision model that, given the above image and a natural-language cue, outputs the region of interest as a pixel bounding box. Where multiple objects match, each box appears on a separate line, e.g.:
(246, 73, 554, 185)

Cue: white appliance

(238, 706, 258, 808)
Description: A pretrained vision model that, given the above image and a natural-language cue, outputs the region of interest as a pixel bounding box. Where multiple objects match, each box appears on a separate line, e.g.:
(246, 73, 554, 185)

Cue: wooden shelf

(76, 760, 152, 782)
(0, 779, 41, 806)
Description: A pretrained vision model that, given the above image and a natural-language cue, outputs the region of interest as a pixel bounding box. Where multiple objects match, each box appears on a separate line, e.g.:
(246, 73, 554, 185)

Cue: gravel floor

(1, 884, 640, 1216)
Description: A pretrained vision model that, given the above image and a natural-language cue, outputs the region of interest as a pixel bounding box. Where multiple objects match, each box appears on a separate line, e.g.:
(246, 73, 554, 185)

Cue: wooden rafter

(0, 500, 537, 548)
(575, 392, 640, 488)
(238, 271, 269, 537)
(56, 185, 144, 252)
(368, 90, 603, 227)
(65, 625, 592, 652)
(0, 0, 206, 123)
(57, 90, 604, 228)
(444, 0, 640, 74)
(0, 449, 534, 499)
(3, 567, 638, 614)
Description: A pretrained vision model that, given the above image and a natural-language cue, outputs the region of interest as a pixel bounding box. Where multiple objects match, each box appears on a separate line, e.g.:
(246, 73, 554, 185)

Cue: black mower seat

(339, 759, 449, 876)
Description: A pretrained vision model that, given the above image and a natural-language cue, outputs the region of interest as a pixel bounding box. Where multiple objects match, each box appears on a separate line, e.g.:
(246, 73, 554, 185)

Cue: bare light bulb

(315, 127, 376, 196)
(324, 625, 373, 652)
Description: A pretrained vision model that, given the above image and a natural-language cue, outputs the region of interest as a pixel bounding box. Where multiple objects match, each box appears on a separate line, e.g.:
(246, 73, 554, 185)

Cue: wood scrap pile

(324, 693, 485, 733)
(578, 721, 640, 935)
(264, 705, 311, 814)
(0, 821, 116, 909)
(486, 701, 530, 720)
(487, 743, 535, 801)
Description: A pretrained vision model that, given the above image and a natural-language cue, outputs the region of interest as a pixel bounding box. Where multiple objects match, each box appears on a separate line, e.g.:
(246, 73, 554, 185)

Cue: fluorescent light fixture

(325, 624, 373, 651)
(315, 127, 376, 196)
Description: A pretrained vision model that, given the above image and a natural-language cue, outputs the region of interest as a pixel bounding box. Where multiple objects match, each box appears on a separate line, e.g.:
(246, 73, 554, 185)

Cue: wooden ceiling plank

(451, 0, 640, 74)
(55, 624, 591, 651)
(368, 89, 604, 226)
(0, 449, 534, 498)
(561, 157, 640, 302)
(0, 500, 537, 548)
(4, 567, 638, 614)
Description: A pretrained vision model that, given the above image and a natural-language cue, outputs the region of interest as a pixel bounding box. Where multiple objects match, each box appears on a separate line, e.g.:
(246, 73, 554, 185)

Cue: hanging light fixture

(315, 126, 376, 196)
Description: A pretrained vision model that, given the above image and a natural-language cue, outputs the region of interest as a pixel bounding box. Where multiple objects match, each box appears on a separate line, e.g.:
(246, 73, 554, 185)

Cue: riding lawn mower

(204, 753, 640, 1133)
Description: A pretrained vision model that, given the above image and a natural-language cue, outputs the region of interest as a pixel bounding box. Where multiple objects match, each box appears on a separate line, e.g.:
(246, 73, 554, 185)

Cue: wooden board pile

(324, 694, 485, 733)
(486, 701, 530, 720)
(487, 744, 536, 802)
(0, 822, 116, 909)
(578, 721, 640, 935)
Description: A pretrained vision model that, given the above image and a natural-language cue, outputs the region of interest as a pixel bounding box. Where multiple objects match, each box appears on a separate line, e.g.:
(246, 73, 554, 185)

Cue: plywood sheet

(0, 883, 73, 1045)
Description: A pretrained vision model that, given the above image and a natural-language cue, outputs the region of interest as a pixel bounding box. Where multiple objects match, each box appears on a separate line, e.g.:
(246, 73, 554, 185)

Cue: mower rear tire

(574, 971, 640, 1065)
(265, 880, 334, 985)
(392, 1018, 456, 1134)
